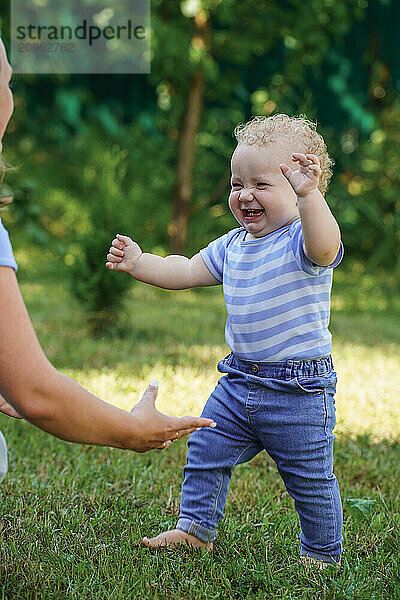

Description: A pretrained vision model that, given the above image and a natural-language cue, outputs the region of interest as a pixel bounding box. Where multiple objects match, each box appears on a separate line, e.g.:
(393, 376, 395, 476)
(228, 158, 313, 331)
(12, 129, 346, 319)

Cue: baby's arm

(280, 154, 341, 266)
(106, 234, 220, 290)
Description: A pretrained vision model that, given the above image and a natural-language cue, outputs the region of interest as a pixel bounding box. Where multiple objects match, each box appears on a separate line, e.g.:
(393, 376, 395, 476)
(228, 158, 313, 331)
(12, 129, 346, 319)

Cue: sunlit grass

(64, 347, 400, 443)
(16, 268, 400, 442)
(334, 347, 400, 440)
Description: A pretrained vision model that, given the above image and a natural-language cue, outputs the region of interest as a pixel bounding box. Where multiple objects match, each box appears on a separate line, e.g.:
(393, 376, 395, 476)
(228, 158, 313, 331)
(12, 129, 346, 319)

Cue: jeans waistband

(222, 353, 333, 379)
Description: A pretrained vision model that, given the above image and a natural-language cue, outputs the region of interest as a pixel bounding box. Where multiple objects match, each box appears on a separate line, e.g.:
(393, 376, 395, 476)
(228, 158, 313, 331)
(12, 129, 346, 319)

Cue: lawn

(0, 244, 399, 599)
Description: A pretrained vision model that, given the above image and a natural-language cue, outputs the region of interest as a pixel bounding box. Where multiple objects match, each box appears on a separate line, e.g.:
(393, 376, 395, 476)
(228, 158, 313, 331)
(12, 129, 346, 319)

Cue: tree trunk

(169, 13, 209, 254)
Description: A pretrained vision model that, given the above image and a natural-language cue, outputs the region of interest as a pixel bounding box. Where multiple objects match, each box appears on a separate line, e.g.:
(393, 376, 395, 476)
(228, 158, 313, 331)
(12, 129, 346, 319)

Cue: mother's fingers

(139, 440, 172, 452)
(174, 427, 198, 439)
(153, 419, 217, 449)
(165, 418, 217, 441)
(0, 399, 23, 419)
(155, 441, 172, 450)
(172, 416, 216, 432)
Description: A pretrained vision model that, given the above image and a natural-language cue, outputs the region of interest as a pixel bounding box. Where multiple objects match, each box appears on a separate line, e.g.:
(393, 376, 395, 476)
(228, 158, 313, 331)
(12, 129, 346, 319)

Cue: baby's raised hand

(106, 233, 143, 274)
(280, 153, 321, 198)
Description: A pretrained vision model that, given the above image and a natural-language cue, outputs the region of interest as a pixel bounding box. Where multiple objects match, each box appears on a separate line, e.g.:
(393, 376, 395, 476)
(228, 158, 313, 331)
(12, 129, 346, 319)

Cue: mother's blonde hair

(0, 158, 12, 206)
(0, 37, 12, 206)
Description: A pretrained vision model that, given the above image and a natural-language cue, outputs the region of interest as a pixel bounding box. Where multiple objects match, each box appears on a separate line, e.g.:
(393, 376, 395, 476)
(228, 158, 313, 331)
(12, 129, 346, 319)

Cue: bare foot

(300, 556, 340, 570)
(142, 528, 212, 550)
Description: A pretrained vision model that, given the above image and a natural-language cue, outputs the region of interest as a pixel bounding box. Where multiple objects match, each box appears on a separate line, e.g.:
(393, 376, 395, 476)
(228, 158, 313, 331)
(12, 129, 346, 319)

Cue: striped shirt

(200, 218, 343, 362)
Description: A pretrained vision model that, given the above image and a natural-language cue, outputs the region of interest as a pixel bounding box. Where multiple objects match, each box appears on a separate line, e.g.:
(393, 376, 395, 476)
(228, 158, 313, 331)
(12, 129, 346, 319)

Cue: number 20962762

(18, 42, 74, 53)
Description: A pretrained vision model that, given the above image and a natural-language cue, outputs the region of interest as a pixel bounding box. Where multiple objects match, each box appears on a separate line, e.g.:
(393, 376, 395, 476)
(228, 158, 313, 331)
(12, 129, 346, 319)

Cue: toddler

(106, 114, 343, 567)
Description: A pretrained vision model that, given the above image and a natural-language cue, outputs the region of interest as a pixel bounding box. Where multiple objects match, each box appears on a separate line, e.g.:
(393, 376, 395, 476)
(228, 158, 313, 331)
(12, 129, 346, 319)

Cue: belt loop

(285, 360, 293, 380)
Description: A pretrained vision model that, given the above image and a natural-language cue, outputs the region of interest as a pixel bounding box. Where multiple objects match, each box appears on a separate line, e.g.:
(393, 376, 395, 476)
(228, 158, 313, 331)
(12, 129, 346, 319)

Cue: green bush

(69, 144, 135, 334)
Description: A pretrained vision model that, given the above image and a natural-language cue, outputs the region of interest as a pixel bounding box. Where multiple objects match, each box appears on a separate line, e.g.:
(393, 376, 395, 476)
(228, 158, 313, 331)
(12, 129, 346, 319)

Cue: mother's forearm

(2, 366, 136, 449)
(0, 267, 138, 449)
(25, 370, 136, 448)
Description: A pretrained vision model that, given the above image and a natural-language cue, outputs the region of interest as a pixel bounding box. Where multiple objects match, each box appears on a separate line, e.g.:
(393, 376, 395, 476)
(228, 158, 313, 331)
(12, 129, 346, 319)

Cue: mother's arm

(0, 267, 214, 451)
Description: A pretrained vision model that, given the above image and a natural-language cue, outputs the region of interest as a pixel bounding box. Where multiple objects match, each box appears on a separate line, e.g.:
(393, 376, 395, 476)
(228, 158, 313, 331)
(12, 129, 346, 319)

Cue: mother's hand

(0, 393, 23, 419)
(129, 381, 216, 452)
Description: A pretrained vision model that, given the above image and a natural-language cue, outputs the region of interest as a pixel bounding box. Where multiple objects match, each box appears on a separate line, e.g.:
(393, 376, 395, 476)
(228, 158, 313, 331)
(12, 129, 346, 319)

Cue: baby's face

(229, 142, 299, 238)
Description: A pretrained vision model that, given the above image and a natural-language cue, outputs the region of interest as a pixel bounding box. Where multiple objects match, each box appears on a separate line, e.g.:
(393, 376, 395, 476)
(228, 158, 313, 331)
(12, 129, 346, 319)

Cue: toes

(141, 531, 211, 550)
(142, 536, 158, 547)
(142, 534, 164, 548)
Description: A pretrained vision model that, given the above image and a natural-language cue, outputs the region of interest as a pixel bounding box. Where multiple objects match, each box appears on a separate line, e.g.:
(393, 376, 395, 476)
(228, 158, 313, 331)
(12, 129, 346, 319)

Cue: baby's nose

(239, 189, 254, 202)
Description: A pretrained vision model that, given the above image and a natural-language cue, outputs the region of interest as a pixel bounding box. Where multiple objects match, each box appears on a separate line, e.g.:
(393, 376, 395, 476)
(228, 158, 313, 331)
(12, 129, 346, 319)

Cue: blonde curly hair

(234, 114, 333, 195)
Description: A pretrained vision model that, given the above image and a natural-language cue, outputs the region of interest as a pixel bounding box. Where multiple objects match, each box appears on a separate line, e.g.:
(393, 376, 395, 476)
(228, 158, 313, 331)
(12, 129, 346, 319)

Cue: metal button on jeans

(251, 363, 259, 374)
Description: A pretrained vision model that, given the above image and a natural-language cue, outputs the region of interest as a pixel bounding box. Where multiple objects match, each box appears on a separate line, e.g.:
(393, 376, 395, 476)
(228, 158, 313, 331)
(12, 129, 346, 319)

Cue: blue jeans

(176, 353, 343, 564)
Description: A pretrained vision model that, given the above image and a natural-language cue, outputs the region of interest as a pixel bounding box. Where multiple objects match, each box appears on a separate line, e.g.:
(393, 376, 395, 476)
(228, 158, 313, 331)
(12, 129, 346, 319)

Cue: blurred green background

(1, 0, 399, 328)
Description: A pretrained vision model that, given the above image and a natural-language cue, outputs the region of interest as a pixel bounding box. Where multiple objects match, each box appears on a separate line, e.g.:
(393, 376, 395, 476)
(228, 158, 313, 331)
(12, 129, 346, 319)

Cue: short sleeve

(0, 218, 18, 271)
(199, 232, 232, 283)
(289, 218, 343, 276)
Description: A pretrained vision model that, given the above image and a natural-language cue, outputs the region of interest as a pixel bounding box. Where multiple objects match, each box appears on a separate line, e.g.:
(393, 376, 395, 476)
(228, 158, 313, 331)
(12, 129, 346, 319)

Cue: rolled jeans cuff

(176, 518, 216, 543)
(300, 548, 342, 565)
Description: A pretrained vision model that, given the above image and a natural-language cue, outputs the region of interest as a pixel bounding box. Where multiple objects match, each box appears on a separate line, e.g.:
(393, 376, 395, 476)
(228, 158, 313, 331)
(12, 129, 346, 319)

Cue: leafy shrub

(69, 144, 135, 334)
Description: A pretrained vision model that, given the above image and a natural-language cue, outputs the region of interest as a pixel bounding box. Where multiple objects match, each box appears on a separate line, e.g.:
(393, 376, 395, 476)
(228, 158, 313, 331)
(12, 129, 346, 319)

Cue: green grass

(0, 245, 400, 599)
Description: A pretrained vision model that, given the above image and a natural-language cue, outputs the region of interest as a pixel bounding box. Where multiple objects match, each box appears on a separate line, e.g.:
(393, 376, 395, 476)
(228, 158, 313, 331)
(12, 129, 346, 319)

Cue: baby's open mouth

(242, 208, 265, 220)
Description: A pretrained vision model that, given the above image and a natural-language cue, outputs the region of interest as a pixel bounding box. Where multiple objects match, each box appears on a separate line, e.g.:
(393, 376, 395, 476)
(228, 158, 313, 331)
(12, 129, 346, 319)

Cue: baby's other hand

(106, 233, 143, 275)
(280, 153, 321, 198)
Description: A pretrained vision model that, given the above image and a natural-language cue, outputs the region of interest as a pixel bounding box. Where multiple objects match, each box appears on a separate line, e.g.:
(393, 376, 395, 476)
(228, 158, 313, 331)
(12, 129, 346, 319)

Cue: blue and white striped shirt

(200, 219, 343, 362)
